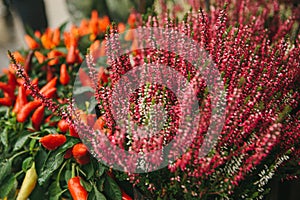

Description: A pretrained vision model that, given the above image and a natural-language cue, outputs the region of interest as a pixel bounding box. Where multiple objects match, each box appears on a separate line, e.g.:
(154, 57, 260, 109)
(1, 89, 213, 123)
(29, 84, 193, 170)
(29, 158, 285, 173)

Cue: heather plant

(3, 0, 300, 199)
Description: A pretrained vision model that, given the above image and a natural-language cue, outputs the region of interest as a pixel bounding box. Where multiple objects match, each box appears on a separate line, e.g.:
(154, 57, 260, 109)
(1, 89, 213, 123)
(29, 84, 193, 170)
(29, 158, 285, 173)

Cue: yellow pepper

(16, 162, 37, 200)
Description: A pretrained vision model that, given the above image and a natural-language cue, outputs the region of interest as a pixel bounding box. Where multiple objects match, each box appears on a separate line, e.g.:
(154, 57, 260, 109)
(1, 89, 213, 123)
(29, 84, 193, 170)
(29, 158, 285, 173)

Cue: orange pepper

(24, 35, 40, 49)
(10, 51, 25, 64)
(47, 50, 64, 66)
(52, 28, 61, 46)
(34, 51, 46, 64)
(41, 28, 54, 49)
(118, 22, 126, 33)
(99, 16, 110, 32)
(127, 13, 136, 28)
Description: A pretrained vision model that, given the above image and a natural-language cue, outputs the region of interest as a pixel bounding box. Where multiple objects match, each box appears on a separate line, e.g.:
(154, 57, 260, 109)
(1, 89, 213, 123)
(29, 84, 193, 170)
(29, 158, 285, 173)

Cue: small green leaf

(35, 147, 48, 176)
(94, 185, 107, 200)
(82, 162, 95, 180)
(80, 179, 93, 192)
(104, 176, 122, 200)
(0, 160, 12, 183)
(43, 127, 59, 134)
(0, 175, 17, 198)
(65, 169, 72, 184)
(6, 177, 18, 200)
(73, 86, 94, 95)
(0, 127, 8, 147)
(88, 190, 96, 200)
(29, 183, 48, 200)
(49, 181, 65, 200)
(59, 21, 69, 32)
(13, 132, 34, 151)
(22, 157, 34, 172)
(97, 177, 105, 192)
(95, 162, 106, 178)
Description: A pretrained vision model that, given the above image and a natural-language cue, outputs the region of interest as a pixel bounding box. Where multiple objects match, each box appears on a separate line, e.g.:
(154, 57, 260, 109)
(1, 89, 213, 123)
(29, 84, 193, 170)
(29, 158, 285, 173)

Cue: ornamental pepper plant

(0, 0, 299, 199)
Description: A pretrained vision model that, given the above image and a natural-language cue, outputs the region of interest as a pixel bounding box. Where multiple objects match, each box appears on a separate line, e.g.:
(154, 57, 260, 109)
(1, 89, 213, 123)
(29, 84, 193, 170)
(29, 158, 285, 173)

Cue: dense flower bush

(0, 0, 299, 199)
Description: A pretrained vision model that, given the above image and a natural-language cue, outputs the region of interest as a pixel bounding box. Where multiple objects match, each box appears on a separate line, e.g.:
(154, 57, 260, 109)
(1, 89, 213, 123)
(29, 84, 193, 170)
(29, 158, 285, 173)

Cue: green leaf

(29, 182, 48, 200)
(87, 97, 98, 114)
(73, 86, 94, 95)
(43, 127, 59, 134)
(35, 147, 48, 176)
(13, 131, 34, 151)
(0, 127, 8, 147)
(95, 161, 106, 178)
(38, 151, 64, 185)
(0, 175, 17, 198)
(0, 106, 9, 114)
(82, 162, 95, 180)
(24, 25, 35, 38)
(6, 177, 18, 200)
(49, 181, 65, 200)
(22, 157, 34, 172)
(59, 21, 69, 33)
(0, 160, 12, 183)
(94, 185, 107, 200)
(103, 176, 122, 200)
(97, 177, 105, 192)
(80, 179, 93, 192)
(64, 169, 72, 184)
(87, 190, 96, 200)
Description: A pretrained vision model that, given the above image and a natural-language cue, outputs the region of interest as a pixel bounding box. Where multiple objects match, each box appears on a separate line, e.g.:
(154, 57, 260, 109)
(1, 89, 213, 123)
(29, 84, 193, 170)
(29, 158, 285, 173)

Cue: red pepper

(72, 143, 90, 165)
(98, 67, 109, 85)
(17, 101, 42, 123)
(58, 119, 69, 132)
(7, 71, 17, 91)
(60, 64, 70, 85)
(31, 105, 45, 130)
(40, 77, 57, 94)
(0, 97, 12, 106)
(24, 50, 34, 72)
(25, 78, 39, 96)
(39, 134, 67, 150)
(78, 68, 92, 87)
(0, 82, 13, 93)
(69, 126, 80, 138)
(43, 87, 57, 99)
(13, 86, 27, 114)
(0, 82, 15, 100)
(64, 148, 73, 159)
(66, 45, 77, 64)
(68, 176, 88, 200)
(122, 190, 133, 200)
(46, 66, 54, 81)
(93, 117, 105, 131)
